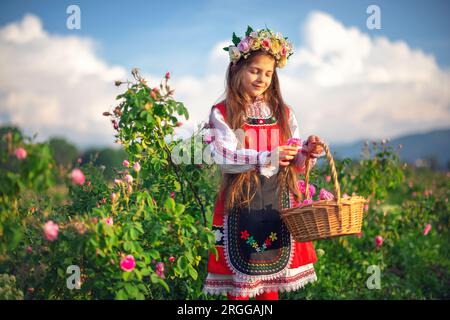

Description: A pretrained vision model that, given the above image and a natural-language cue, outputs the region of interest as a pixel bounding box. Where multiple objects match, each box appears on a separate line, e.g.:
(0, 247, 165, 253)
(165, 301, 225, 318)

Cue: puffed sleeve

(288, 108, 325, 174)
(206, 107, 277, 178)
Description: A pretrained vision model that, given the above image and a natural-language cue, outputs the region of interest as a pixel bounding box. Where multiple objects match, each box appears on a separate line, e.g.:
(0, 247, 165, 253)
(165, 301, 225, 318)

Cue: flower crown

(223, 26, 294, 68)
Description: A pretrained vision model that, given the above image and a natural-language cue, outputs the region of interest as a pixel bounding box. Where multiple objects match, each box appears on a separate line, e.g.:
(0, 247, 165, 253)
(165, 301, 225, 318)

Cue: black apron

(226, 174, 292, 276)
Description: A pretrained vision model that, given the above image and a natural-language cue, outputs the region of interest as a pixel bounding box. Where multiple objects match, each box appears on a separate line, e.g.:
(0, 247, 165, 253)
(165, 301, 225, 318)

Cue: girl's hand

(271, 145, 300, 167)
(305, 135, 324, 157)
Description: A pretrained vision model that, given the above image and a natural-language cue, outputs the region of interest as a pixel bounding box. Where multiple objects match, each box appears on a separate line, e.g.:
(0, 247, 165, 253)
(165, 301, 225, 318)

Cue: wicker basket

(280, 141, 367, 242)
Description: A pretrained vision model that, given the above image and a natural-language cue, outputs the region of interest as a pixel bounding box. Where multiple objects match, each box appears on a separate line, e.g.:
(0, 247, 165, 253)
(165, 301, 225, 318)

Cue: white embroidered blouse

(207, 96, 325, 178)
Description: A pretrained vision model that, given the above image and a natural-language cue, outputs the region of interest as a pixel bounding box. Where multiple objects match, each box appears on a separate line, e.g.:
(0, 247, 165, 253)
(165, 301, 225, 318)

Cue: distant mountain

(330, 129, 450, 171)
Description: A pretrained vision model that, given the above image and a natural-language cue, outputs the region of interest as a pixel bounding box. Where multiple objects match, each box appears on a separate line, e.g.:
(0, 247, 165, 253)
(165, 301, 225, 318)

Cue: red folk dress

(203, 98, 318, 298)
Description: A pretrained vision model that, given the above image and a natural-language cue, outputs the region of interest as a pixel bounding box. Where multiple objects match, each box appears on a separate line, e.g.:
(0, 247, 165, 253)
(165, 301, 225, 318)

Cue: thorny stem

(155, 123, 207, 227)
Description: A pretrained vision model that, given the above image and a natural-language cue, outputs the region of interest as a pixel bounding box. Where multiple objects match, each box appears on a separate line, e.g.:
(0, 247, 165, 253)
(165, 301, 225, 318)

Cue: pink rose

(133, 162, 141, 172)
(286, 138, 302, 147)
(43, 221, 59, 241)
(309, 184, 316, 197)
(423, 224, 431, 235)
(124, 174, 133, 183)
(262, 38, 270, 49)
(169, 256, 175, 263)
(319, 188, 334, 201)
(15, 147, 27, 160)
(105, 217, 113, 226)
(155, 262, 165, 279)
(298, 180, 306, 194)
(122, 160, 130, 167)
(120, 255, 136, 272)
(237, 39, 250, 53)
(71, 168, 85, 185)
(375, 235, 383, 247)
(110, 192, 118, 202)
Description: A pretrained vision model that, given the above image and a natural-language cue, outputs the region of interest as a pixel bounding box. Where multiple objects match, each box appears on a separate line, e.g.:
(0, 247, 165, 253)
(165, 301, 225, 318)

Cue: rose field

(0, 71, 448, 300)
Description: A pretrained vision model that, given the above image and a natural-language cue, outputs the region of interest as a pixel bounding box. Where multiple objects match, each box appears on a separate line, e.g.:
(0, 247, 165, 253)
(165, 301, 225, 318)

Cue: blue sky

(0, 0, 449, 148)
(1, 0, 449, 77)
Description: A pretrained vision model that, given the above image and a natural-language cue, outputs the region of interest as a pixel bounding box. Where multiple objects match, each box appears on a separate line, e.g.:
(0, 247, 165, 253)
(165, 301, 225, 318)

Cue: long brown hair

(219, 50, 303, 211)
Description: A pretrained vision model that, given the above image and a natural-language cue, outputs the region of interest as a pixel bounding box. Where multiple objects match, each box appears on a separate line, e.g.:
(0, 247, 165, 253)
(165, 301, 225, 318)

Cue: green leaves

(245, 25, 254, 36)
(232, 32, 241, 46)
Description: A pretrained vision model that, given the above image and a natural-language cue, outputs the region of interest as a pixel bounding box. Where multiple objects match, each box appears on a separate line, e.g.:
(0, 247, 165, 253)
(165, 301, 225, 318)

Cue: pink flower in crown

(423, 224, 431, 235)
(120, 255, 136, 272)
(15, 147, 27, 160)
(71, 168, 85, 185)
(262, 38, 271, 50)
(319, 188, 334, 201)
(237, 39, 250, 53)
(43, 221, 59, 241)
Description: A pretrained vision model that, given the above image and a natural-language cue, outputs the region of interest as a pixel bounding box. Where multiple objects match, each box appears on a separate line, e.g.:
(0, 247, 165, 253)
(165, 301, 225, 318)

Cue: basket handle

(304, 141, 341, 204)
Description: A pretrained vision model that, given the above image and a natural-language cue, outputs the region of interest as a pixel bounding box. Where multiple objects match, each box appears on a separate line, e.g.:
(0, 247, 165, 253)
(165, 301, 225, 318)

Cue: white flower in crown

(228, 46, 241, 62)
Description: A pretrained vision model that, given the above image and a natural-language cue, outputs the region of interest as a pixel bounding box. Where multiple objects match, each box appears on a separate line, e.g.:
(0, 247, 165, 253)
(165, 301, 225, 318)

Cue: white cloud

(0, 12, 449, 150)
(281, 11, 450, 143)
(0, 14, 127, 149)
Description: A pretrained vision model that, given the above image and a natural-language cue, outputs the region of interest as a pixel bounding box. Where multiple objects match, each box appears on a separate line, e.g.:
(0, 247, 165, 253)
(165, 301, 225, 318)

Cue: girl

(203, 27, 325, 300)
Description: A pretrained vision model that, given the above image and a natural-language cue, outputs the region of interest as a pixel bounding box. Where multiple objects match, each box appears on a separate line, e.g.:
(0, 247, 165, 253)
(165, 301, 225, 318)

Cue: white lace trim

(203, 264, 317, 298)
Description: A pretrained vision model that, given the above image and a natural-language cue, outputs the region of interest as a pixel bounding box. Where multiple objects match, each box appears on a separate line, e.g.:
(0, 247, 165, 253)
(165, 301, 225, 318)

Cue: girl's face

(241, 54, 275, 100)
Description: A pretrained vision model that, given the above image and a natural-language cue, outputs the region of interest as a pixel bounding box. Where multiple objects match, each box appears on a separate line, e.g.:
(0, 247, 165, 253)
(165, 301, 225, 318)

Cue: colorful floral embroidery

(240, 230, 277, 253)
(240, 230, 250, 240)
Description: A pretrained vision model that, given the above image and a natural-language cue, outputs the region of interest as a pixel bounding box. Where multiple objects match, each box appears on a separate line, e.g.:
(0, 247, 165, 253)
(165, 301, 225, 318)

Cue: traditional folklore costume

(203, 96, 323, 298)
